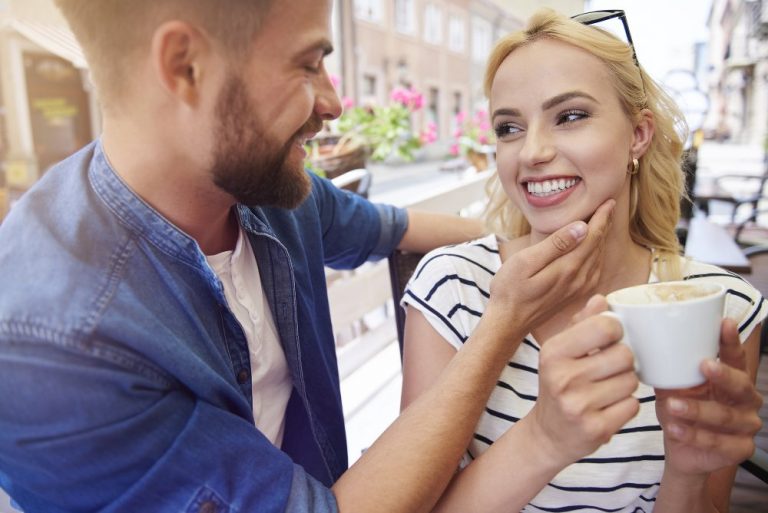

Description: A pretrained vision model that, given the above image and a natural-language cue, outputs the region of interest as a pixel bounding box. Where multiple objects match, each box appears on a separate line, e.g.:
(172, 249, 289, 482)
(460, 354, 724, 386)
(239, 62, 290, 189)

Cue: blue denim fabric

(0, 141, 408, 513)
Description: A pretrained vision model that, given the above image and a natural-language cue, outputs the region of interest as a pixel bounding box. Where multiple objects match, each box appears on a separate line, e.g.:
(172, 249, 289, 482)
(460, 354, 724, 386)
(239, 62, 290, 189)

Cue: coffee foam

(609, 282, 718, 306)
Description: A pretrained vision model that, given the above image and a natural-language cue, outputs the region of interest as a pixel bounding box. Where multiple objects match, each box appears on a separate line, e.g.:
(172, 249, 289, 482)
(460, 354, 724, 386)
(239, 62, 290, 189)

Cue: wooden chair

(735, 245, 768, 484)
(387, 249, 425, 358)
(694, 155, 768, 240)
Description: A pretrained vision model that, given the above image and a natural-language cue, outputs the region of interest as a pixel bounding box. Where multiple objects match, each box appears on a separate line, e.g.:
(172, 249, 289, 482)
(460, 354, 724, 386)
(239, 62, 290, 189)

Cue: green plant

(336, 86, 433, 162)
(450, 109, 495, 156)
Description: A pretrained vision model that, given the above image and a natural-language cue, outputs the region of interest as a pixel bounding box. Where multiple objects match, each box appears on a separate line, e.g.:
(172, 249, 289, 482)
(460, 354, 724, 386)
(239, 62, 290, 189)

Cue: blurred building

(706, 0, 768, 146)
(0, 0, 590, 219)
(0, 0, 96, 218)
(333, 0, 584, 147)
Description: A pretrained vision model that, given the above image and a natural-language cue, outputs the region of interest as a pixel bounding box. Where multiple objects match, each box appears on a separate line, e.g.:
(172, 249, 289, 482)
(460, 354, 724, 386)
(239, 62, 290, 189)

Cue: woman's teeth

(526, 178, 579, 197)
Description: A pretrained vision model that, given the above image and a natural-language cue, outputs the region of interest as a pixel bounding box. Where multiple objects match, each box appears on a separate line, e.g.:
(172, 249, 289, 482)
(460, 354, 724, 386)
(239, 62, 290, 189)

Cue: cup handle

(599, 310, 639, 373)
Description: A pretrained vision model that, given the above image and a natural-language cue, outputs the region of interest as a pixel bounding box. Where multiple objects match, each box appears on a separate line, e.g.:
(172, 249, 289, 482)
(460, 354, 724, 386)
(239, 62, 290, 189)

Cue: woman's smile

(523, 176, 582, 207)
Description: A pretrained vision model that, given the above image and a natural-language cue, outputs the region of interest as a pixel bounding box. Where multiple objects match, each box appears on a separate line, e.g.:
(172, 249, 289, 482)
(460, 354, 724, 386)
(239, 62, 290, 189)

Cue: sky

(583, 0, 714, 128)
(585, 0, 713, 83)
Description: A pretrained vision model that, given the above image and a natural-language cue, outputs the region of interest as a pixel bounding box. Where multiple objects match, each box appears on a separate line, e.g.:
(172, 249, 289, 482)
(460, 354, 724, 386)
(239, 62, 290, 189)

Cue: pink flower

(478, 134, 489, 144)
(341, 96, 355, 110)
(420, 121, 438, 144)
(449, 143, 460, 156)
(455, 111, 467, 124)
(390, 87, 410, 106)
(329, 74, 341, 90)
(408, 88, 424, 111)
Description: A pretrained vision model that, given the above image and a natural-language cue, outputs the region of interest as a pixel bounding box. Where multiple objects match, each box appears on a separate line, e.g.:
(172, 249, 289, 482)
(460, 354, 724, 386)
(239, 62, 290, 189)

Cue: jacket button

(199, 501, 217, 513)
(237, 369, 249, 384)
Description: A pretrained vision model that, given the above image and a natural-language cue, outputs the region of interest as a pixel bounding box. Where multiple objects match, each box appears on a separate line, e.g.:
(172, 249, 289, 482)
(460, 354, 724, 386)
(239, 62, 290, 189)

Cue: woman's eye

(494, 123, 522, 138)
(557, 110, 588, 125)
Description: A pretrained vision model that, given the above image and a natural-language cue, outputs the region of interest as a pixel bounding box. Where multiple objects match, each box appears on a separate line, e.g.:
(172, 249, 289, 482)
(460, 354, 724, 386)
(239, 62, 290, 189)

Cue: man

(0, 1, 610, 512)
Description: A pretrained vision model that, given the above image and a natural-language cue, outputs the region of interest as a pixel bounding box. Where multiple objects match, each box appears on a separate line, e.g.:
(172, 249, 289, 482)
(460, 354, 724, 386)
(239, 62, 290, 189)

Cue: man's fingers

(521, 221, 588, 274)
(585, 199, 616, 239)
(515, 199, 615, 277)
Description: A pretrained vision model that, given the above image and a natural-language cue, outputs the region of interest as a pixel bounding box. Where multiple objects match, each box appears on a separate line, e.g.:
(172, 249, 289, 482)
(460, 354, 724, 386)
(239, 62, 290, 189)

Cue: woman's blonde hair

(483, 9, 687, 280)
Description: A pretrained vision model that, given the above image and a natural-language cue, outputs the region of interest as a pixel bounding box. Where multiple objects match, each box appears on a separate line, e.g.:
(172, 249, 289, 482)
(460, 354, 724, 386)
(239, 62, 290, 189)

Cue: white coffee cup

(603, 280, 726, 389)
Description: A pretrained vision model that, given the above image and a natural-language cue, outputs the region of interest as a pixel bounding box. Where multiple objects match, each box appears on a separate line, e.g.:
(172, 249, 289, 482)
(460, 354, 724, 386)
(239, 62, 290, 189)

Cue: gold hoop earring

(628, 158, 639, 176)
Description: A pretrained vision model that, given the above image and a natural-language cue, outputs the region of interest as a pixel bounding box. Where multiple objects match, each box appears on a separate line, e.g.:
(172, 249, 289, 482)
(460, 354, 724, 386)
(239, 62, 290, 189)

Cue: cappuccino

(604, 280, 726, 389)
(609, 282, 720, 306)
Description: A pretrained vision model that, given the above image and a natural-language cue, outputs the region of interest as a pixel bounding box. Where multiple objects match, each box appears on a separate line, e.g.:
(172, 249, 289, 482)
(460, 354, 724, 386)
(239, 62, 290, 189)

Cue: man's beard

(211, 74, 320, 209)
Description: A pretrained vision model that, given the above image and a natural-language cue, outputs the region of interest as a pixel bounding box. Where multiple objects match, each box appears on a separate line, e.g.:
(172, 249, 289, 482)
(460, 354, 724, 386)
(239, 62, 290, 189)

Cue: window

(395, 0, 416, 35)
(448, 15, 466, 53)
(354, 0, 383, 23)
(427, 86, 440, 129)
(450, 91, 462, 134)
(471, 17, 493, 62)
(363, 74, 377, 96)
(424, 4, 443, 45)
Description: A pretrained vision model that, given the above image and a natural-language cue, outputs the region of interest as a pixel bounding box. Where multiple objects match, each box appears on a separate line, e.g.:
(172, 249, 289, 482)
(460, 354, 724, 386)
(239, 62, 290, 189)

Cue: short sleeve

(683, 259, 767, 343)
(401, 238, 498, 351)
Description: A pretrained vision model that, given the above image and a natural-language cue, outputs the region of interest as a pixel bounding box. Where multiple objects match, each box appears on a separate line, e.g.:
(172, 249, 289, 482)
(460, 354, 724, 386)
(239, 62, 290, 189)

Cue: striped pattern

(403, 235, 767, 512)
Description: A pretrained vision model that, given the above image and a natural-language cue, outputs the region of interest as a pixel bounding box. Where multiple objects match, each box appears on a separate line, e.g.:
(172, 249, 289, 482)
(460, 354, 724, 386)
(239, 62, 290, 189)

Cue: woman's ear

(150, 20, 209, 107)
(630, 108, 655, 159)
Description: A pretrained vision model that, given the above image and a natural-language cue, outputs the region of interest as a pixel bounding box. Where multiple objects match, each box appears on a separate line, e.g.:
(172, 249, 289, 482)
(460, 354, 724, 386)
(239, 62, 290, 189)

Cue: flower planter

(310, 143, 370, 180)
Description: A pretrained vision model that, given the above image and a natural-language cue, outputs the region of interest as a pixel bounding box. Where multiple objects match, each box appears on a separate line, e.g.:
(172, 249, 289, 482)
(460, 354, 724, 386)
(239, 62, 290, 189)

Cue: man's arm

(398, 210, 485, 254)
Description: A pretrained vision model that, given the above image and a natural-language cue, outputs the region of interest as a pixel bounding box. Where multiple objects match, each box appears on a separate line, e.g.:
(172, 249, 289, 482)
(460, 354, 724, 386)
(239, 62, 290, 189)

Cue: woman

(401, 9, 765, 513)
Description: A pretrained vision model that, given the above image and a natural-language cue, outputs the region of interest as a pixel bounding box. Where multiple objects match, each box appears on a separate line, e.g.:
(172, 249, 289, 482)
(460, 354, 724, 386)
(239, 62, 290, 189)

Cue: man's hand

(487, 199, 615, 335)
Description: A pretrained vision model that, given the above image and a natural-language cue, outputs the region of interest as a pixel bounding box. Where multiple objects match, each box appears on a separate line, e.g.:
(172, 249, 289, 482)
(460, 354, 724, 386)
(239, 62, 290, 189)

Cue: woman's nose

(519, 127, 556, 167)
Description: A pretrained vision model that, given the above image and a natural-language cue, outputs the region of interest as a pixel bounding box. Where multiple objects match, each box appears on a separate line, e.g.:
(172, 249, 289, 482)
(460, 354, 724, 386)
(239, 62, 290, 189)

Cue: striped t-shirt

(402, 234, 766, 513)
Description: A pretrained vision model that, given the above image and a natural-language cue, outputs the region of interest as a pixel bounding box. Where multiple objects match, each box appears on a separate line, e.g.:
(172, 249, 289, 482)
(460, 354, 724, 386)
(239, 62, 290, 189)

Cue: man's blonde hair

(482, 9, 687, 281)
(54, 0, 273, 110)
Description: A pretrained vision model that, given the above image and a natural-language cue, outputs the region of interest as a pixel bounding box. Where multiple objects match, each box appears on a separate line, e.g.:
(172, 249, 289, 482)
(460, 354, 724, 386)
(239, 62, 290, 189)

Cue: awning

(7, 18, 87, 69)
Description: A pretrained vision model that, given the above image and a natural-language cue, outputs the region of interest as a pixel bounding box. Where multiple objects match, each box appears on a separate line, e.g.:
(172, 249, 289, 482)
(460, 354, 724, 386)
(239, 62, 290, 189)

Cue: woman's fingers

(712, 318, 747, 373)
(544, 311, 623, 360)
(663, 421, 757, 464)
(663, 395, 763, 435)
(571, 295, 609, 324)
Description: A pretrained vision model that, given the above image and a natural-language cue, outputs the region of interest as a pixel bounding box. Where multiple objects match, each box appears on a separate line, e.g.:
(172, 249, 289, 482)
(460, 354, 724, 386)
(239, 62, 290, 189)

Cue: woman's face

(490, 38, 641, 238)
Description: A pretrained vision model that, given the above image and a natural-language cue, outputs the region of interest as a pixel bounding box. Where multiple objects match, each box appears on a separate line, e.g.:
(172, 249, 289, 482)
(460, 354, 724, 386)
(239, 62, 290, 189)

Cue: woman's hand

(525, 296, 640, 467)
(655, 319, 763, 477)
(487, 199, 615, 337)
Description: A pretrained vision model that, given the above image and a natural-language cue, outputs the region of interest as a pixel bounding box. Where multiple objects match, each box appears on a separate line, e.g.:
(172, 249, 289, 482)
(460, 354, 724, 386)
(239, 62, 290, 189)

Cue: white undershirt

(206, 227, 292, 447)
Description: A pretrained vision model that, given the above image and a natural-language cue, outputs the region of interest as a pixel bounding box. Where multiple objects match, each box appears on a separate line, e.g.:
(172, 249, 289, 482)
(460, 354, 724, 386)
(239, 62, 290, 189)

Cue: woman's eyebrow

(541, 91, 598, 110)
(491, 107, 520, 122)
(492, 91, 598, 122)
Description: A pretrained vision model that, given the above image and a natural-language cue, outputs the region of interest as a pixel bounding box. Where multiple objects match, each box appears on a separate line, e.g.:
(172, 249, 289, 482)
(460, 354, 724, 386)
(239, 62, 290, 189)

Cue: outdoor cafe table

(684, 215, 751, 274)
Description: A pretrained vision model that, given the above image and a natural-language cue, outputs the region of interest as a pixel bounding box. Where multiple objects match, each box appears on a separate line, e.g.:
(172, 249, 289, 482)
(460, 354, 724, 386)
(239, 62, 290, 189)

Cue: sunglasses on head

(571, 9, 640, 68)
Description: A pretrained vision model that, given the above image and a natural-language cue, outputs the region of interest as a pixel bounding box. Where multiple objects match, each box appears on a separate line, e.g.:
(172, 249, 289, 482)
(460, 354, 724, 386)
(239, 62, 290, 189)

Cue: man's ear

(630, 108, 655, 159)
(150, 21, 209, 107)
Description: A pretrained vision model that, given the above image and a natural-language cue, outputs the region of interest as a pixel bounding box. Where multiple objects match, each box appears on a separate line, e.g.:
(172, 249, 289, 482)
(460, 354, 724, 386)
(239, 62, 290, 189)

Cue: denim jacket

(0, 141, 408, 513)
